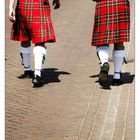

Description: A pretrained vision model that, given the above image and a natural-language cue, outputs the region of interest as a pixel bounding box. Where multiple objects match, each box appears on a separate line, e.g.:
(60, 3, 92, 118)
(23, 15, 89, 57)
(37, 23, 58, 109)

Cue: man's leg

(96, 44, 110, 86)
(112, 42, 125, 85)
(32, 43, 46, 87)
(18, 41, 33, 79)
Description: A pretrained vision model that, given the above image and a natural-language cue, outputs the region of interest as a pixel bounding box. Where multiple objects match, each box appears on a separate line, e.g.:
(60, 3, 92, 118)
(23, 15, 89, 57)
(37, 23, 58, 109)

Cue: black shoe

(99, 62, 110, 86)
(32, 75, 44, 87)
(112, 72, 123, 86)
(18, 70, 34, 79)
(112, 78, 123, 86)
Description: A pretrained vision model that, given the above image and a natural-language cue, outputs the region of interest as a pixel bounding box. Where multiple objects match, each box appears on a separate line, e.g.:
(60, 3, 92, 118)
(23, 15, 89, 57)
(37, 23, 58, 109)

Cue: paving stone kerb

(5, 0, 134, 140)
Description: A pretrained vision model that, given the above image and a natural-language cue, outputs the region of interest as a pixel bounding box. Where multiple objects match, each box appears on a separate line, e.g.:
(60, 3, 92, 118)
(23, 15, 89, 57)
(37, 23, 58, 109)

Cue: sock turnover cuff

(113, 50, 126, 57)
(33, 46, 46, 55)
(20, 46, 32, 54)
(96, 45, 110, 52)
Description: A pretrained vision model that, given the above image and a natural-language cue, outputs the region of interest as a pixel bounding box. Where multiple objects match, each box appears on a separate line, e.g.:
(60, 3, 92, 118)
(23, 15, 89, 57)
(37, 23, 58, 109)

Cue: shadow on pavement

(121, 72, 135, 85)
(42, 68, 71, 84)
(90, 72, 135, 90)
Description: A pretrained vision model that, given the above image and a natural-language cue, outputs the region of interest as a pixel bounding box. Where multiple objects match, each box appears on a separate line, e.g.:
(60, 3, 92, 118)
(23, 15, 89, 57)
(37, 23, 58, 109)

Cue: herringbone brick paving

(5, 0, 134, 140)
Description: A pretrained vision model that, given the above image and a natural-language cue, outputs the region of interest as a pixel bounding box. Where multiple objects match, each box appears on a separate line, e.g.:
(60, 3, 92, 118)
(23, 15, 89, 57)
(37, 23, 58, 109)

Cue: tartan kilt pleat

(10, 0, 56, 44)
(92, 0, 130, 46)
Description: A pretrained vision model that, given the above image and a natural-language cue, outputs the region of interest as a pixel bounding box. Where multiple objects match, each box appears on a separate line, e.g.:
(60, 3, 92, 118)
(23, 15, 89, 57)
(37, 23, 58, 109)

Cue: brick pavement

(5, 0, 134, 140)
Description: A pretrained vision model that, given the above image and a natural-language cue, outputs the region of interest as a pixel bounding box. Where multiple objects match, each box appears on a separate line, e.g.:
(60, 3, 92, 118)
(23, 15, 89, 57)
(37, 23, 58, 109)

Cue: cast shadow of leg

(118, 72, 135, 85)
(90, 72, 135, 90)
(41, 68, 71, 84)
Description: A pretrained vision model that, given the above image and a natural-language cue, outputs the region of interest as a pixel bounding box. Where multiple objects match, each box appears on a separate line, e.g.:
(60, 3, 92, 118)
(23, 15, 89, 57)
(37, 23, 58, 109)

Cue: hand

(8, 8, 16, 22)
(53, 0, 60, 9)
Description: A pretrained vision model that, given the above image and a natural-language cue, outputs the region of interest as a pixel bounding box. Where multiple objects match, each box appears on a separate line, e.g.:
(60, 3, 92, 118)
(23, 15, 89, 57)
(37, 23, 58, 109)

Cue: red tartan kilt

(92, 0, 130, 46)
(10, 0, 56, 44)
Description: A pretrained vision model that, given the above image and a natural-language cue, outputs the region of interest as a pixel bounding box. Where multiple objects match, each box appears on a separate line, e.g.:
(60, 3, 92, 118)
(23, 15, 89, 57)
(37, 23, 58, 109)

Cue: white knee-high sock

(113, 50, 125, 79)
(96, 45, 110, 66)
(20, 46, 32, 71)
(33, 46, 46, 77)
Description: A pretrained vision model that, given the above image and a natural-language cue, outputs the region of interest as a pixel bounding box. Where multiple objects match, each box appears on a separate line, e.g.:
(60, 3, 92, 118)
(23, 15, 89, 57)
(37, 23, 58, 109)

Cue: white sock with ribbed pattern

(113, 50, 125, 79)
(96, 46, 110, 66)
(20, 46, 32, 71)
(33, 46, 46, 77)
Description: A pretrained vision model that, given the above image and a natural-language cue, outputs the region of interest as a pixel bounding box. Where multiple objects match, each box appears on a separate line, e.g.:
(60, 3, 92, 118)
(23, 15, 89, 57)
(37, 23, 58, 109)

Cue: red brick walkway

(5, 0, 134, 140)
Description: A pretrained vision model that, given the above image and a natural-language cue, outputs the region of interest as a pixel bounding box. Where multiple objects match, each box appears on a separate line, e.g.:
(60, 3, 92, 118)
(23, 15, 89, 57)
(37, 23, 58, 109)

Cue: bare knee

(97, 44, 109, 48)
(21, 41, 31, 47)
(114, 43, 125, 50)
(35, 42, 46, 48)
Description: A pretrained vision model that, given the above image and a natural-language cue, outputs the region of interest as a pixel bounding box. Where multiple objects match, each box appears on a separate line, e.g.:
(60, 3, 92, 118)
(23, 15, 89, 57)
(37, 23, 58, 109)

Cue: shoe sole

(112, 83, 123, 86)
(18, 75, 33, 79)
(18, 71, 34, 79)
(33, 83, 44, 87)
(99, 63, 110, 86)
(32, 79, 44, 88)
(112, 79, 123, 86)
